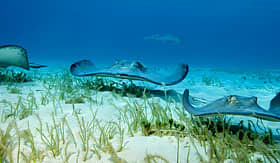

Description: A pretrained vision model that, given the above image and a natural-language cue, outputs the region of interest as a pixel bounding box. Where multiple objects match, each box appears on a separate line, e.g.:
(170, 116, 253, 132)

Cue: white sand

(0, 66, 280, 162)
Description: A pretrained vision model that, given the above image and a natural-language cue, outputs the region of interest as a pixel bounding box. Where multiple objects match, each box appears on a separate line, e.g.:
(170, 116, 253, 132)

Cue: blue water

(1, 0, 280, 69)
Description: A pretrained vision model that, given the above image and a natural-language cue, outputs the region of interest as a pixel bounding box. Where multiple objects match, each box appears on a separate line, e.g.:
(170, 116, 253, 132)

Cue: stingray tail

(269, 92, 280, 115)
(29, 62, 48, 69)
(183, 89, 199, 115)
(70, 59, 96, 76)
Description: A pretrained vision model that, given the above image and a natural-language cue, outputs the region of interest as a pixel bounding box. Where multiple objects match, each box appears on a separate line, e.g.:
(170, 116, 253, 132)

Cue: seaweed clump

(190, 116, 275, 145)
(79, 78, 147, 97)
(0, 122, 14, 162)
(185, 116, 280, 162)
(140, 118, 186, 137)
(0, 70, 31, 83)
(65, 96, 85, 104)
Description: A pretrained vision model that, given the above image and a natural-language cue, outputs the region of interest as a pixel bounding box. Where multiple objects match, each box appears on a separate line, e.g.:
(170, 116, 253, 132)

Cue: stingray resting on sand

(0, 45, 47, 70)
(183, 89, 280, 122)
(70, 59, 188, 86)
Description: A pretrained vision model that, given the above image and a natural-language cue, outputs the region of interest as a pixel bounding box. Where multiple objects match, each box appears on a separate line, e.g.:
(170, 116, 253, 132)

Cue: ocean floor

(0, 65, 280, 163)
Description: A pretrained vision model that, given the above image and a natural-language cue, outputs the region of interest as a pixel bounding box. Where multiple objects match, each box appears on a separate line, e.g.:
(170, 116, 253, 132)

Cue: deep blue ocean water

(1, 0, 280, 69)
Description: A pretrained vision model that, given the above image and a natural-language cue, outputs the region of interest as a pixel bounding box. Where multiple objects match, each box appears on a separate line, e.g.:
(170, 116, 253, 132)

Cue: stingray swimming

(183, 89, 280, 122)
(70, 59, 188, 86)
(144, 34, 182, 44)
(0, 45, 47, 70)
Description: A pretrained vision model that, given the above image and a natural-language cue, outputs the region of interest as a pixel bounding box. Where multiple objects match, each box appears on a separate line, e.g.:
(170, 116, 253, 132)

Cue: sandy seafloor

(1, 63, 280, 163)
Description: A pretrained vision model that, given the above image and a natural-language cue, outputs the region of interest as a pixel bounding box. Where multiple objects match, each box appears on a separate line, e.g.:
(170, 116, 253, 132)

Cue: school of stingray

(1, 45, 280, 124)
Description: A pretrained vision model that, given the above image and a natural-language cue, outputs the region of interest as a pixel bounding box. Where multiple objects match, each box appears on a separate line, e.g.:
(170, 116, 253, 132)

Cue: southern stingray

(183, 89, 280, 121)
(144, 34, 182, 44)
(70, 59, 188, 86)
(0, 45, 47, 70)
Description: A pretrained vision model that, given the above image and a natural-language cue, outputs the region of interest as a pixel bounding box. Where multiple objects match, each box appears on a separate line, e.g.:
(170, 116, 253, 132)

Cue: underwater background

(1, 1, 280, 162)
(1, 0, 280, 69)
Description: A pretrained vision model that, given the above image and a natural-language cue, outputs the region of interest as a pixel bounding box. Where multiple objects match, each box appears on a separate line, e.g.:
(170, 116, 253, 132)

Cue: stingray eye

(231, 96, 238, 102)
(251, 97, 257, 103)
(227, 95, 238, 104)
(135, 62, 142, 68)
(135, 61, 141, 65)
(133, 61, 146, 72)
(115, 60, 120, 64)
(226, 96, 232, 102)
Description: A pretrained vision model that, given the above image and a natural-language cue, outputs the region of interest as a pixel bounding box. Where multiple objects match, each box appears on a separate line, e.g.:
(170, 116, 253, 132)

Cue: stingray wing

(70, 60, 188, 86)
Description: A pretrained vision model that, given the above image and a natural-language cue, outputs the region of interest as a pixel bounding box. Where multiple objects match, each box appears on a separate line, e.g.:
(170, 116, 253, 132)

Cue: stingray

(144, 34, 182, 44)
(183, 89, 280, 122)
(70, 59, 188, 86)
(0, 45, 47, 70)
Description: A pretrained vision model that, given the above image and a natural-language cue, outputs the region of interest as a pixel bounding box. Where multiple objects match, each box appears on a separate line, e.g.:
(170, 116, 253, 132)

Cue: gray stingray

(144, 34, 182, 44)
(0, 45, 47, 70)
(70, 60, 188, 86)
(183, 89, 280, 122)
